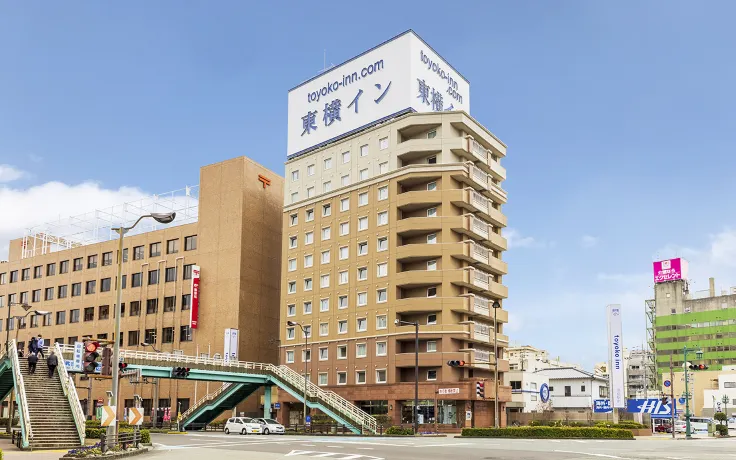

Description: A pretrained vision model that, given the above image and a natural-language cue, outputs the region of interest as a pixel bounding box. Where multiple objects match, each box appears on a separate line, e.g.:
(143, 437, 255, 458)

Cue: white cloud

(0, 181, 148, 260)
(581, 235, 599, 248)
(506, 228, 542, 249)
(0, 165, 27, 183)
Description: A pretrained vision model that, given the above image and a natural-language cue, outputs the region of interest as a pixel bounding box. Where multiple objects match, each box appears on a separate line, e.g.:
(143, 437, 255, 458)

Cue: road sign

(679, 397, 686, 404)
(594, 399, 613, 413)
(274, 403, 281, 409)
(305, 415, 311, 426)
(664, 380, 671, 388)
(101, 406, 116, 427)
(128, 407, 143, 426)
(626, 398, 676, 418)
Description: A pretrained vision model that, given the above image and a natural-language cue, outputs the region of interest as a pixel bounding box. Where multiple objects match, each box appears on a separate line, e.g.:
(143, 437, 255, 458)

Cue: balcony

(485, 230, 508, 252)
(396, 296, 465, 314)
(396, 190, 442, 211)
(488, 182, 508, 205)
(451, 214, 490, 241)
(449, 189, 507, 228)
(395, 138, 442, 161)
(396, 243, 444, 263)
(394, 269, 446, 288)
(452, 163, 489, 192)
(451, 241, 508, 275)
(488, 158, 507, 181)
(394, 352, 447, 368)
(396, 216, 443, 237)
(469, 321, 493, 344)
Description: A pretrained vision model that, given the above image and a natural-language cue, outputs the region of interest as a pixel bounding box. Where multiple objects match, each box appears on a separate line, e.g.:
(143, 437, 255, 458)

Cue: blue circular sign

(664, 380, 671, 388)
(678, 397, 686, 404)
(540, 383, 550, 403)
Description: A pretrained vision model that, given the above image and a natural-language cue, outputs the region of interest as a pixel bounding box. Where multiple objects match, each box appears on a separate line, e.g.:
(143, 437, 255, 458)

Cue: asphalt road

(150, 432, 736, 460)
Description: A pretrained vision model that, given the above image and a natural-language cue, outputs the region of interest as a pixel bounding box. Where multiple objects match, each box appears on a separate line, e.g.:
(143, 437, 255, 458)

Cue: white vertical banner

(229, 328, 239, 361)
(607, 304, 626, 408)
(224, 329, 233, 363)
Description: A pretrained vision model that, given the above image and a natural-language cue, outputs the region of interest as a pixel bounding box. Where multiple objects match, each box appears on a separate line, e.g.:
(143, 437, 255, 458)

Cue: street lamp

(396, 318, 419, 435)
(287, 321, 310, 427)
(492, 300, 502, 429)
(140, 342, 161, 353)
(682, 346, 704, 439)
(110, 212, 175, 437)
(5, 302, 31, 352)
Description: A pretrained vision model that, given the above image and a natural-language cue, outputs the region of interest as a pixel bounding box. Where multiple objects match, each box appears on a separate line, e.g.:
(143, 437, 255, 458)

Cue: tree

(714, 411, 727, 426)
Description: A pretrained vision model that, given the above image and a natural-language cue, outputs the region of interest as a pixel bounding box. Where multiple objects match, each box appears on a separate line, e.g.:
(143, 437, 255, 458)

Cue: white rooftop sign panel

(287, 30, 470, 158)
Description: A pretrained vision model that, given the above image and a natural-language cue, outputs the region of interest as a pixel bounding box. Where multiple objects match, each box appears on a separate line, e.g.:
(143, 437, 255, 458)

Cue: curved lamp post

(287, 320, 310, 427)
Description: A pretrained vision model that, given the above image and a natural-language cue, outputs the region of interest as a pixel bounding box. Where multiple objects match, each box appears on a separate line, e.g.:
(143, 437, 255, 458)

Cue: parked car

(224, 417, 263, 435)
(254, 418, 285, 435)
(654, 422, 672, 433)
(674, 417, 711, 433)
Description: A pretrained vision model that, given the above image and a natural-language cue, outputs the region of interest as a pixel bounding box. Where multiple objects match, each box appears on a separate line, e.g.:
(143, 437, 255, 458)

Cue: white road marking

(161, 439, 293, 450)
(357, 448, 373, 450)
(284, 451, 384, 460)
(554, 451, 631, 460)
(413, 443, 481, 448)
(326, 445, 344, 448)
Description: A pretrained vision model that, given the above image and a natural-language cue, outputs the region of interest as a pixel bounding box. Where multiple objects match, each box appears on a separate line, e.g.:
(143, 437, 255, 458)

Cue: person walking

(36, 335, 45, 359)
(28, 336, 38, 356)
(27, 351, 38, 375)
(47, 350, 58, 378)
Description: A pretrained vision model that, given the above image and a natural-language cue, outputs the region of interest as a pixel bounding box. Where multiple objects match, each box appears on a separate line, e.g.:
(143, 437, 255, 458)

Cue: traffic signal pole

(670, 355, 675, 439)
(684, 346, 692, 439)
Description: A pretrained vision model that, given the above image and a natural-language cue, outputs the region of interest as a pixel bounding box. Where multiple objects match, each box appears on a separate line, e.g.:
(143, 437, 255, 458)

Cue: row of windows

(285, 340, 439, 364)
(284, 313, 439, 339)
(0, 265, 196, 306)
(657, 332, 736, 343)
(295, 369, 438, 386)
(0, 296, 191, 331)
(288, 213, 390, 249)
(655, 319, 736, 331)
(0, 236, 197, 285)
(35, 325, 194, 349)
(290, 140, 389, 183)
(288, 253, 392, 274)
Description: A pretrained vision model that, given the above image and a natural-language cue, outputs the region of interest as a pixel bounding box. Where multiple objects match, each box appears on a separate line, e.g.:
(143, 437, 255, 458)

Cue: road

(150, 432, 736, 460)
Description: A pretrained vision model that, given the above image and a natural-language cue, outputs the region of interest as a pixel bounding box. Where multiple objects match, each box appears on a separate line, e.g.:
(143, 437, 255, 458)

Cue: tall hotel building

(279, 31, 511, 428)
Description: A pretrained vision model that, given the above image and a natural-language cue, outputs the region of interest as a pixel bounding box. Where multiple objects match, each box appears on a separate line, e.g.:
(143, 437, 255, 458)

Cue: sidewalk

(0, 437, 67, 459)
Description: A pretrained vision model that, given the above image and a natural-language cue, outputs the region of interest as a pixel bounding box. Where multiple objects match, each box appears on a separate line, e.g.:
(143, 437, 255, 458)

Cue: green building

(646, 275, 736, 389)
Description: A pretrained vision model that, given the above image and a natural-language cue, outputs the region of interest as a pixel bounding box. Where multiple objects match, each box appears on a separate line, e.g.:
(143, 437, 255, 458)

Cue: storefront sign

(594, 399, 613, 413)
(190, 265, 200, 329)
(606, 304, 625, 409)
(438, 388, 460, 395)
(465, 410, 472, 421)
(653, 258, 688, 283)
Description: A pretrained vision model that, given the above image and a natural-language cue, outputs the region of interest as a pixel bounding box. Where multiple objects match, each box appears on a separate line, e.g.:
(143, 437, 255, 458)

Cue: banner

(594, 399, 613, 413)
(606, 304, 625, 408)
(224, 328, 239, 362)
(190, 265, 200, 329)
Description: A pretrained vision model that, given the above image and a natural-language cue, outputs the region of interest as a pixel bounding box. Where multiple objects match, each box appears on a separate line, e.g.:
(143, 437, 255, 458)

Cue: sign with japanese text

(224, 328, 239, 362)
(593, 399, 613, 413)
(438, 388, 460, 395)
(190, 265, 200, 329)
(653, 258, 688, 283)
(287, 30, 470, 158)
(607, 304, 626, 409)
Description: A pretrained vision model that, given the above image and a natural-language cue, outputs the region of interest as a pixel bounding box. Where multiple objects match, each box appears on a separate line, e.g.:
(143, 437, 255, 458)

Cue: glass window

(377, 237, 388, 251)
(146, 299, 158, 314)
(44, 287, 54, 301)
(376, 369, 387, 383)
(427, 313, 437, 325)
(339, 270, 348, 284)
(122, 248, 128, 262)
(85, 280, 96, 294)
(307, 164, 315, 175)
(376, 341, 387, 356)
(359, 169, 368, 181)
(45, 263, 55, 277)
(379, 137, 388, 150)
(340, 198, 350, 211)
(130, 301, 141, 316)
(99, 305, 110, 320)
(185, 235, 197, 251)
(427, 260, 437, 271)
(73, 258, 83, 271)
(427, 156, 437, 164)
(324, 157, 332, 170)
(31, 290, 41, 303)
(357, 292, 367, 306)
(165, 267, 177, 282)
(303, 301, 312, 314)
(286, 327, 295, 340)
(340, 222, 349, 236)
(337, 372, 347, 385)
(101, 252, 112, 266)
(304, 278, 313, 291)
(289, 236, 297, 248)
(181, 295, 191, 310)
(358, 242, 368, 255)
(162, 327, 174, 344)
(338, 320, 348, 334)
(58, 285, 68, 299)
(128, 330, 140, 346)
(304, 254, 313, 267)
(377, 263, 388, 277)
(0, 273, 5, 285)
(164, 296, 176, 312)
(376, 315, 387, 329)
(291, 192, 298, 203)
(132, 272, 142, 287)
(358, 267, 367, 281)
(356, 371, 367, 384)
(376, 289, 387, 303)
(290, 214, 298, 226)
(427, 207, 437, 217)
(341, 175, 350, 186)
(379, 162, 388, 174)
(339, 245, 349, 259)
(427, 370, 437, 381)
(378, 186, 388, 200)
(337, 345, 347, 359)
(84, 307, 94, 322)
(291, 170, 299, 182)
(358, 217, 368, 231)
(33, 266, 42, 279)
(320, 298, 329, 312)
(305, 209, 314, 222)
(358, 192, 368, 206)
(287, 304, 296, 317)
(427, 341, 437, 353)
(427, 130, 437, 139)
(20, 268, 30, 281)
(303, 325, 311, 338)
(377, 211, 388, 226)
(356, 343, 367, 356)
(427, 287, 437, 297)
(323, 181, 332, 193)
(133, 246, 144, 260)
(305, 232, 314, 245)
(357, 318, 367, 332)
(71, 283, 82, 296)
(180, 326, 192, 342)
(427, 233, 437, 244)
(286, 351, 295, 363)
(150, 242, 161, 257)
(322, 227, 331, 241)
(342, 151, 350, 163)
(360, 144, 368, 157)
(323, 203, 331, 216)
(319, 324, 329, 337)
(101, 277, 111, 292)
(167, 239, 179, 254)
(320, 274, 330, 288)
(20, 291, 28, 304)
(56, 311, 66, 325)
(148, 269, 159, 285)
(319, 373, 328, 386)
(338, 295, 348, 309)
(288, 281, 296, 294)
(288, 258, 297, 271)
(427, 181, 437, 191)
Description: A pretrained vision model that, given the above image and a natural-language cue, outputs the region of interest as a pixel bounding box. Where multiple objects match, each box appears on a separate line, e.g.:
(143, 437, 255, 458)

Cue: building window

(20, 268, 29, 281)
(0, 273, 5, 285)
(339, 221, 350, 236)
(427, 341, 437, 353)
(358, 192, 368, 206)
(358, 216, 368, 231)
(320, 298, 329, 312)
(302, 349, 311, 362)
(121, 248, 128, 262)
(167, 239, 179, 254)
(305, 232, 314, 245)
(324, 157, 332, 170)
(306, 209, 314, 222)
(30, 315, 39, 328)
(338, 295, 348, 309)
(72, 258, 83, 271)
(360, 144, 368, 157)
(320, 274, 330, 288)
(377, 236, 388, 251)
(319, 323, 329, 337)
(341, 175, 350, 186)
(133, 246, 144, 260)
(164, 296, 176, 312)
(359, 167, 369, 181)
(357, 291, 367, 306)
(427, 129, 437, 139)
(58, 285, 68, 299)
(70, 283, 81, 297)
(83, 307, 94, 322)
(146, 299, 158, 314)
(376, 262, 388, 277)
(339, 270, 348, 284)
(99, 305, 110, 320)
(288, 258, 297, 272)
(376, 315, 387, 330)
(379, 137, 388, 150)
(376, 289, 387, 303)
(427, 233, 437, 244)
(165, 267, 177, 282)
(427, 156, 437, 164)
(44, 263, 55, 277)
(304, 254, 313, 267)
(379, 162, 388, 174)
(304, 278, 313, 291)
(376, 341, 387, 356)
(338, 320, 348, 334)
(9, 270, 19, 283)
(342, 151, 350, 163)
(144, 329, 157, 344)
(44, 287, 54, 301)
(378, 186, 388, 200)
(337, 345, 347, 359)
(185, 235, 197, 251)
(286, 351, 295, 363)
(180, 326, 193, 342)
(287, 281, 296, 294)
(148, 270, 159, 285)
(287, 304, 296, 317)
(291, 192, 298, 203)
(33, 266, 42, 279)
(323, 181, 332, 193)
(20, 292, 28, 304)
(291, 170, 299, 182)
(427, 207, 437, 218)
(581, 385, 586, 392)
(128, 330, 140, 347)
(85, 280, 96, 294)
(131, 272, 142, 287)
(303, 325, 311, 338)
(376, 369, 387, 383)
(303, 301, 312, 314)
(427, 370, 437, 381)
(101, 252, 113, 267)
(357, 267, 368, 281)
(101, 277, 111, 292)
(427, 260, 437, 271)
(307, 164, 315, 175)
(358, 242, 368, 255)
(357, 318, 367, 332)
(56, 311, 66, 325)
(323, 203, 331, 216)
(356, 371, 367, 384)
(130, 301, 141, 316)
(356, 343, 367, 357)
(318, 373, 328, 386)
(565, 386, 572, 397)
(289, 236, 297, 249)
(427, 314, 437, 325)
(32, 290, 41, 303)
(322, 227, 331, 241)
(87, 255, 98, 269)
(337, 372, 348, 385)
(377, 211, 388, 226)
(162, 327, 174, 344)
(427, 181, 437, 191)
(181, 294, 191, 310)
(290, 214, 298, 226)
(286, 327, 295, 340)
(183, 264, 194, 280)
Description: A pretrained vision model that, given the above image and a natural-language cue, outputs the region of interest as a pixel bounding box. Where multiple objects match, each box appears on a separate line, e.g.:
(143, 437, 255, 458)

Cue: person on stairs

(36, 334, 45, 359)
(27, 351, 38, 375)
(47, 350, 58, 378)
(28, 336, 38, 356)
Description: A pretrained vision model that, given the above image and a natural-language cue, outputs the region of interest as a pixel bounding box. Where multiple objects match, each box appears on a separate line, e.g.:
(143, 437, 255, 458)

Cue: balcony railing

(471, 190, 489, 211)
(473, 295, 492, 316)
(471, 241, 490, 265)
(473, 322, 492, 343)
(469, 164, 489, 189)
(470, 215, 490, 239)
(469, 138, 489, 164)
(473, 269, 490, 290)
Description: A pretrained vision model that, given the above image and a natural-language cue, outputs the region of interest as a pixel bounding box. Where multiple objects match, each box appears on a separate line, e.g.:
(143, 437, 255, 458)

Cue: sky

(2, 1, 736, 369)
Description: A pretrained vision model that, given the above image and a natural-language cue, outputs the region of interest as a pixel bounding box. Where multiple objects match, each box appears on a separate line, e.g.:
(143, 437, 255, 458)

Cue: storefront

(400, 400, 464, 427)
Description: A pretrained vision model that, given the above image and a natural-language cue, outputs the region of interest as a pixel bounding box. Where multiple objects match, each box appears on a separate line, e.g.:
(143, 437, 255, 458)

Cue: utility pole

(670, 355, 675, 439)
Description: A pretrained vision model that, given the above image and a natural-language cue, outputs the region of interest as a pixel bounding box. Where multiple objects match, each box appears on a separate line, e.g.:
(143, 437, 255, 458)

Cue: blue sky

(2, 2, 736, 369)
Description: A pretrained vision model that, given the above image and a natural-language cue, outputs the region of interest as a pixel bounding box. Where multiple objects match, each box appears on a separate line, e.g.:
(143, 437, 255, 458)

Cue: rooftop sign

(653, 258, 688, 283)
(287, 30, 470, 158)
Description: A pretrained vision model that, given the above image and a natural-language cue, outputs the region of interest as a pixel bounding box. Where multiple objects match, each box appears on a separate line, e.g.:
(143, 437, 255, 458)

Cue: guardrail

(55, 342, 86, 445)
(9, 340, 32, 447)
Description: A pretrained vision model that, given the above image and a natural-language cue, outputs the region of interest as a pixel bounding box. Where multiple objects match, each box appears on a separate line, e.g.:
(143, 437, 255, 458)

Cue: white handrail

(10, 341, 33, 445)
(55, 343, 86, 444)
(181, 382, 232, 419)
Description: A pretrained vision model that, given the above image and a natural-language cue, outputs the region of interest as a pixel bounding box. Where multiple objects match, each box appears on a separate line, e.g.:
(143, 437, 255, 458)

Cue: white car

(254, 418, 285, 435)
(224, 417, 263, 435)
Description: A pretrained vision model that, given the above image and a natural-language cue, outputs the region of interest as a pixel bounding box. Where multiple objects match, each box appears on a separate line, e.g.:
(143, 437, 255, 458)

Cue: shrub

(594, 421, 645, 430)
(84, 427, 150, 443)
(716, 424, 729, 437)
(384, 426, 414, 436)
(461, 427, 634, 439)
(374, 415, 392, 428)
(715, 412, 728, 424)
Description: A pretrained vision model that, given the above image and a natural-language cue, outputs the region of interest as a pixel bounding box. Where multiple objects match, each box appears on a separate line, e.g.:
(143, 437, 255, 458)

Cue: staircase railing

(9, 340, 32, 447)
(181, 382, 232, 419)
(55, 342, 86, 445)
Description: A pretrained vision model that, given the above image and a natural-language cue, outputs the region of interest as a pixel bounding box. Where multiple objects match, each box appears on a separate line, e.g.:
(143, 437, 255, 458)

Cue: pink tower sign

(653, 258, 688, 283)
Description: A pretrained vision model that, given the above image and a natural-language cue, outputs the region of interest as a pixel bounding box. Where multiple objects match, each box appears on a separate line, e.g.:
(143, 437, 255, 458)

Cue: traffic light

(173, 367, 190, 378)
(476, 381, 485, 398)
(101, 347, 112, 376)
(689, 364, 709, 371)
(447, 360, 466, 367)
(119, 362, 128, 371)
(661, 396, 669, 405)
(83, 341, 100, 373)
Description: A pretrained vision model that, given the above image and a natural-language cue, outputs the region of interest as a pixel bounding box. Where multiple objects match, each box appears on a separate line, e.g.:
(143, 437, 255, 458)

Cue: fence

(100, 430, 142, 453)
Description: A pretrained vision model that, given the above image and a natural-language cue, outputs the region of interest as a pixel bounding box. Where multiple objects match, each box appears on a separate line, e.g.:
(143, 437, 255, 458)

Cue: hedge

(461, 427, 634, 439)
(384, 426, 414, 436)
(85, 428, 150, 443)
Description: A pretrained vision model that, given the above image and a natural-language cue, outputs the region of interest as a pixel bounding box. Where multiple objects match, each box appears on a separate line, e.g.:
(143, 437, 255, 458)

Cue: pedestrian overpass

(55, 345, 377, 435)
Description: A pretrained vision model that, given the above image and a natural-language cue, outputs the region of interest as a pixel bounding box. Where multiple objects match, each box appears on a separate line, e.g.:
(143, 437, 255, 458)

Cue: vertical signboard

(653, 258, 688, 283)
(224, 328, 240, 363)
(190, 265, 200, 329)
(607, 304, 625, 408)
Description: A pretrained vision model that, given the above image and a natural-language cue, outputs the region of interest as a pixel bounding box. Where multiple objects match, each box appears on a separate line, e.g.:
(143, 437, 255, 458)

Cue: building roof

(535, 367, 608, 382)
